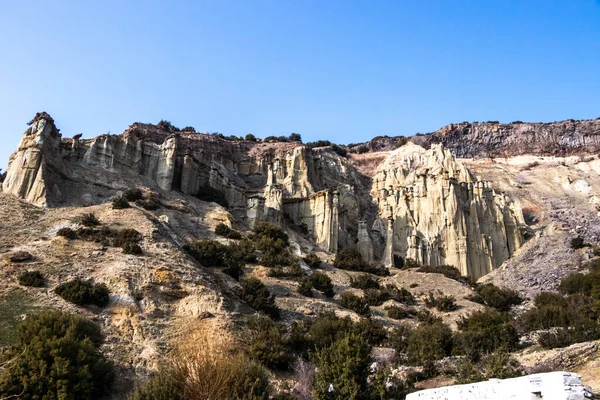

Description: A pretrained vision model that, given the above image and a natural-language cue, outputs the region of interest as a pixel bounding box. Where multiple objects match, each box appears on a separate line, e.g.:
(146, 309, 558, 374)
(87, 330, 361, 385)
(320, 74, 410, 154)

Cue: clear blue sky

(1, 1, 600, 169)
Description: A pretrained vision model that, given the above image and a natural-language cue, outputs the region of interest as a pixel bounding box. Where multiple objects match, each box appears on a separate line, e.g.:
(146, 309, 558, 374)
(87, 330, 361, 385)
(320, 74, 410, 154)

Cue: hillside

(2, 113, 600, 399)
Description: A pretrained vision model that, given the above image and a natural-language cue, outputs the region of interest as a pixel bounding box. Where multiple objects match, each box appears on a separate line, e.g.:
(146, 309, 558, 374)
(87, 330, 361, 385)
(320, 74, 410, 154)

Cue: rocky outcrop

(2, 113, 65, 206)
(3, 113, 526, 278)
(348, 118, 600, 158)
(372, 143, 525, 278)
(414, 119, 600, 158)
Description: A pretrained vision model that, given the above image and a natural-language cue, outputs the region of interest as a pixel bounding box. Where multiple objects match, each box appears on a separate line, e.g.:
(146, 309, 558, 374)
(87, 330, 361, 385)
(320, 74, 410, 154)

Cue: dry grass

(168, 320, 270, 400)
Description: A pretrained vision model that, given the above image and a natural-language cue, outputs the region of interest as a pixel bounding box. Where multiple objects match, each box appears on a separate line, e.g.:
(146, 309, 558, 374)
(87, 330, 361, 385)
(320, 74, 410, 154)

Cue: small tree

(0, 311, 114, 399)
(311, 333, 371, 400)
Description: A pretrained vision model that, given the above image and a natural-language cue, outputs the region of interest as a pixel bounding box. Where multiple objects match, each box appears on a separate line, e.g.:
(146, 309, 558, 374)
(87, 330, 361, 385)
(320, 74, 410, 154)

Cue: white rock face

(406, 371, 592, 400)
(372, 144, 524, 278)
(2, 115, 65, 206)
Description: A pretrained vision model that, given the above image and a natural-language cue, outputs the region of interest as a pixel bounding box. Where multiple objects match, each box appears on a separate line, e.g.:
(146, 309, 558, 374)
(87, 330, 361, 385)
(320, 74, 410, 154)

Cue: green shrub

(363, 288, 390, 306)
(185, 239, 250, 280)
(77, 213, 101, 227)
(267, 264, 304, 279)
(474, 283, 523, 311)
(571, 236, 586, 249)
(114, 229, 143, 255)
(425, 291, 458, 312)
(57, 227, 78, 239)
(415, 309, 443, 324)
(185, 240, 228, 266)
(385, 285, 416, 305)
(407, 321, 453, 366)
(340, 292, 370, 316)
(303, 253, 321, 268)
(350, 274, 380, 290)
(517, 303, 582, 332)
(537, 320, 600, 349)
(454, 310, 520, 361)
(386, 305, 409, 320)
(311, 333, 371, 400)
(238, 277, 280, 319)
(534, 292, 567, 308)
(136, 199, 160, 210)
(123, 242, 143, 255)
(456, 352, 524, 384)
(334, 247, 370, 271)
(310, 272, 335, 297)
(123, 188, 143, 202)
(297, 277, 313, 297)
(253, 222, 289, 243)
(558, 271, 600, 296)
(214, 223, 242, 239)
(334, 247, 389, 276)
(247, 315, 293, 371)
(387, 324, 413, 355)
(157, 120, 179, 132)
(0, 310, 114, 399)
(18, 270, 45, 287)
(250, 222, 292, 267)
(404, 258, 420, 269)
(112, 196, 130, 209)
(55, 279, 110, 307)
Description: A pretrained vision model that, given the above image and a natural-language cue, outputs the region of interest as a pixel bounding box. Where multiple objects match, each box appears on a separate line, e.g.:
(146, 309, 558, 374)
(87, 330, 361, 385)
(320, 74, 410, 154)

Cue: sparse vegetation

(57, 227, 78, 239)
(77, 212, 101, 226)
(424, 291, 458, 312)
(238, 277, 280, 319)
(418, 265, 472, 285)
(18, 270, 45, 287)
(55, 279, 110, 307)
(0, 310, 114, 399)
(112, 196, 131, 209)
(350, 274, 380, 290)
(386, 305, 409, 320)
(184, 239, 249, 279)
(311, 333, 371, 400)
(570, 236, 587, 249)
(303, 253, 321, 269)
(247, 315, 293, 371)
(214, 223, 242, 239)
(334, 247, 389, 276)
(456, 352, 524, 384)
(454, 310, 520, 361)
(123, 188, 143, 202)
(309, 272, 335, 297)
(339, 292, 370, 316)
(250, 222, 294, 267)
(470, 283, 523, 312)
(407, 321, 453, 368)
(297, 277, 313, 297)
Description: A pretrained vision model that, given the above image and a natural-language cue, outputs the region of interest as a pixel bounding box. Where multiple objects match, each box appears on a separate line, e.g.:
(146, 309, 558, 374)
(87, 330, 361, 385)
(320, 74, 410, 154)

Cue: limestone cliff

(3, 113, 526, 278)
(372, 143, 524, 278)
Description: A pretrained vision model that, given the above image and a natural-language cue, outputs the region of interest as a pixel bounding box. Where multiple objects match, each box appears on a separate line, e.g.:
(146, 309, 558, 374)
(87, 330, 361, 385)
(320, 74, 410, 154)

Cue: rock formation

(349, 118, 600, 158)
(3, 113, 527, 278)
(413, 119, 600, 158)
(371, 143, 524, 278)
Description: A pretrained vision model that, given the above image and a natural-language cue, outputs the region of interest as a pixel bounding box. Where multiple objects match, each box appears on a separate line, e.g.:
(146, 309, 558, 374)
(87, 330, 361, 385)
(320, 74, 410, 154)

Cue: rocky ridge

(351, 118, 600, 158)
